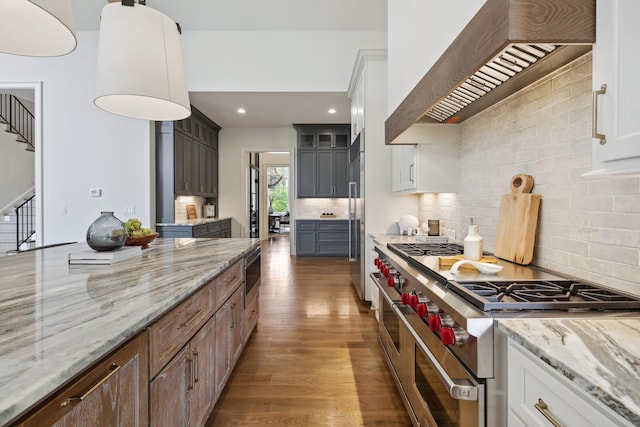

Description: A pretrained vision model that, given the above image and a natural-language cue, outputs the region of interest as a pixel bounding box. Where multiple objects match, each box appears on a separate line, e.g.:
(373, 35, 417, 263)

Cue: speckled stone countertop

(497, 319, 640, 425)
(156, 216, 232, 226)
(0, 237, 259, 425)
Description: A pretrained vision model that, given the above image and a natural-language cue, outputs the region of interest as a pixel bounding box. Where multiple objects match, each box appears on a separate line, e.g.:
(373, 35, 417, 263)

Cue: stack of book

(68, 246, 143, 265)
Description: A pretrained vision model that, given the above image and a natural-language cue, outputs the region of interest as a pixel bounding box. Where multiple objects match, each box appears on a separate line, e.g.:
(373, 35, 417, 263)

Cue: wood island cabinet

(150, 317, 215, 427)
(17, 332, 149, 427)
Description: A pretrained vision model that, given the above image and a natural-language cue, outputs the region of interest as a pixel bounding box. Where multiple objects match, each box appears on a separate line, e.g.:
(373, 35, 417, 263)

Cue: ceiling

(72, 0, 387, 128)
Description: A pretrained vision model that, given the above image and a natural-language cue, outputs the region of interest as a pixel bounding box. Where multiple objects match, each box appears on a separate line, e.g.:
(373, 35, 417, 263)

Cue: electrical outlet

(123, 206, 135, 215)
(89, 188, 102, 197)
(446, 228, 456, 241)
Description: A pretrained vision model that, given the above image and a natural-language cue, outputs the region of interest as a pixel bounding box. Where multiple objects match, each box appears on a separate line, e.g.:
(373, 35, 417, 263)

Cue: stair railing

(15, 194, 36, 251)
(0, 93, 35, 151)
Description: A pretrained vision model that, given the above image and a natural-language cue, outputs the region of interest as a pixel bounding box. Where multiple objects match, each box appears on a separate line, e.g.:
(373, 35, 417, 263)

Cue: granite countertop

(497, 319, 640, 425)
(0, 237, 259, 425)
(156, 217, 232, 226)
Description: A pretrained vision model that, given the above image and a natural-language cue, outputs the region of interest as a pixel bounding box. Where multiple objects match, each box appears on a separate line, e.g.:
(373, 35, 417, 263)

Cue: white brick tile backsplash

(418, 52, 640, 295)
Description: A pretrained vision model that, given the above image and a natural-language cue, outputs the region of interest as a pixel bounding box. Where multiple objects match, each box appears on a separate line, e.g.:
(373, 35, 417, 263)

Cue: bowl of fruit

(124, 218, 158, 249)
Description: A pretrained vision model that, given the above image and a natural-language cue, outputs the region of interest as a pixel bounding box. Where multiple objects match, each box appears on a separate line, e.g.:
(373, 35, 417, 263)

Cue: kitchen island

(0, 237, 259, 425)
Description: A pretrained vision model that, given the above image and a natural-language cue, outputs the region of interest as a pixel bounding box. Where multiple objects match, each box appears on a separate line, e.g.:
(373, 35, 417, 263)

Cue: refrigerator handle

(348, 182, 357, 261)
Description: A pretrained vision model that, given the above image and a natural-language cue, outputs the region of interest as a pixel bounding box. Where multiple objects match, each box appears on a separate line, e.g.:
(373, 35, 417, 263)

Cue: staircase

(0, 93, 35, 151)
(0, 93, 37, 255)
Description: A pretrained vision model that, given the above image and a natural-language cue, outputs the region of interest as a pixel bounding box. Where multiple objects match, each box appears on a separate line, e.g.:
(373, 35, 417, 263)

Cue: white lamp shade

(0, 0, 76, 57)
(95, 3, 191, 121)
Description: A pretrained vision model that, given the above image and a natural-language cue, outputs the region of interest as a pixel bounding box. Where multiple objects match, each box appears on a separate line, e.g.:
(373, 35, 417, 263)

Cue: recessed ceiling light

(328, 108, 336, 114)
(237, 107, 246, 114)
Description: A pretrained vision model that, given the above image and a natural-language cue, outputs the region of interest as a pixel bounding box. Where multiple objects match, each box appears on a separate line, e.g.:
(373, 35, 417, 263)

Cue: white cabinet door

(507, 339, 632, 427)
(350, 67, 366, 141)
(392, 145, 416, 192)
(590, 0, 640, 175)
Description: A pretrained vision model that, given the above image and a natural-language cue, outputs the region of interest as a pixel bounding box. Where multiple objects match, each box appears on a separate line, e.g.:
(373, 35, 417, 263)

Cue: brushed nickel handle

(178, 309, 202, 329)
(186, 355, 195, 390)
(534, 398, 562, 427)
(60, 363, 121, 407)
(409, 163, 415, 183)
(231, 303, 237, 329)
(592, 84, 607, 145)
(192, 351, 199, 383)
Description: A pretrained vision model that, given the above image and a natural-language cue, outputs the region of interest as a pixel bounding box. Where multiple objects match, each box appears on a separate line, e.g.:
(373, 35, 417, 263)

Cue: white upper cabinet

(391, 141, 460, 195)
(588, 0, 640, 176)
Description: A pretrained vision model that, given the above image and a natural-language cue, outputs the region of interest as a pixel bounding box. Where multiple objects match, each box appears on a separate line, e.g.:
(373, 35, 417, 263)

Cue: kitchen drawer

(317, 220, 348, 231)
(296, 220, 317, 231)
(507, 340, 632, 427)
(193, 223, 211, 237)
(317, 231, 348, 243)
(214, 259, 243, 310)
(149, 283, 214, 378)
(317, 243, 349, 256)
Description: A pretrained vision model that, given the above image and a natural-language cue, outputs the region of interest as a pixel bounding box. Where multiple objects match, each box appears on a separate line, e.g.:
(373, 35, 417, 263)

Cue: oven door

(378, 285, 403, 376)
(245, 247, 261, 302)
(403, 312, 485, 427)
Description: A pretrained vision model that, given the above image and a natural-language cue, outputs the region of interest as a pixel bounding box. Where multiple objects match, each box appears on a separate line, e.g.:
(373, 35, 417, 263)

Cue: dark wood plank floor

(207, 235, 411, 426)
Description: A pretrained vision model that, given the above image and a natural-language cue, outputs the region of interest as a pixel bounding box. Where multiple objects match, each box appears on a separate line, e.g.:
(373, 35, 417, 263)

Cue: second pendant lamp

(95, 1, 191, 121)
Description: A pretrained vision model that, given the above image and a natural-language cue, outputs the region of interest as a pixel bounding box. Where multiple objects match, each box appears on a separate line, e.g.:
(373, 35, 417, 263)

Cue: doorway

(267, 166, 290, 235)
(0, 83, 42, 253)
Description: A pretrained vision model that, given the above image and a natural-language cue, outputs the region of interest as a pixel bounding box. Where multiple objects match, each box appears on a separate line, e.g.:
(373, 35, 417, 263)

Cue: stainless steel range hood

(386, 0, 595, 144)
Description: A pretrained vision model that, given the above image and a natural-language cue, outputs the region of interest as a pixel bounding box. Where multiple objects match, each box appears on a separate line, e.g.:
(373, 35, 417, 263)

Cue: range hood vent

(386, 0, 595, 144)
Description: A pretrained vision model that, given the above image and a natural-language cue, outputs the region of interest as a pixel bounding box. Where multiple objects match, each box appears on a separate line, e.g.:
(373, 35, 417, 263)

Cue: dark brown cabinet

(294, 124, 350, 198)
(156, 106, 221, 224)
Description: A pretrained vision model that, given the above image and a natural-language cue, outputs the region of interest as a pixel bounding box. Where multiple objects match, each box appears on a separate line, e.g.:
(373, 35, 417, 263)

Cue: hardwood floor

(207, 235, 411, 426)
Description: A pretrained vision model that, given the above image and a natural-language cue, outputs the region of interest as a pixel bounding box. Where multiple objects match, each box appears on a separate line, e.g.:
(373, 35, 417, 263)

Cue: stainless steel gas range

(372, 241, 640, 427)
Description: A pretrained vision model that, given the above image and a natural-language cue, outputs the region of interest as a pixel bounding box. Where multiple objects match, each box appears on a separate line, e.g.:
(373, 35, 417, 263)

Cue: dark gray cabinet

(156, 218, 231, 239)
(296, 220, 355, 257)
(156, 107, 221, 224)
(295, 124, 350, 198)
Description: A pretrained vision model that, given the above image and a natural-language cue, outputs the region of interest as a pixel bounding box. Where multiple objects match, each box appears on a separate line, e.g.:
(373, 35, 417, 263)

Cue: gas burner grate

(449, 280, 640, 311)
(387, 242, 463, 257)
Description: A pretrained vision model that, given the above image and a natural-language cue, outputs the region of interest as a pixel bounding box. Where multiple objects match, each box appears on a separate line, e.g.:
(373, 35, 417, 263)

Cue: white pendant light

(95, 2, 191, 121)
(0, 0, 77, 57)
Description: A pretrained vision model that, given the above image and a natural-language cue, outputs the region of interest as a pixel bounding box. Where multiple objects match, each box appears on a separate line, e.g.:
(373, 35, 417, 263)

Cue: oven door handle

(392, 304, 479, 401)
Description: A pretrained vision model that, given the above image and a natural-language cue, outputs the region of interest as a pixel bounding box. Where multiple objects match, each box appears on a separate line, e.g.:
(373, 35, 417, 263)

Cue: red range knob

(440, 327, 456, 346)
(387, 276, 395, 287)
(382, 266, 389, 277)
(374, 258, 380, 268)
(401, 293, 410, 305)
(416, 303, 427, 318)
(428, 314, 442, 332)
(409, 294, 419, 308)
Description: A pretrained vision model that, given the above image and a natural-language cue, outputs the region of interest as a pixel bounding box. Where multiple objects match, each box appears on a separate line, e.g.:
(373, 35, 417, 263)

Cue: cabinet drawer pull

(60, 363, 121, 407)
(186, 355, 195, 390)
(534, 398, 562, 427)
(231, 303, 238, 329)
(592, 84, 607, 145)
(192, 351, 199, 383)
(178, 309, 202, 329)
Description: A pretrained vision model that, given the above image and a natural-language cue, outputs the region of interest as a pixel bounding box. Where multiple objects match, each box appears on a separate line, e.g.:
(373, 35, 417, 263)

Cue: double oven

(377, 266, 486, 426)
(373, 241, 640, 427)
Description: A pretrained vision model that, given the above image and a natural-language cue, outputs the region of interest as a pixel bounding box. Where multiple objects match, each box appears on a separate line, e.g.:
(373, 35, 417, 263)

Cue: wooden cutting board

(494, 174, 541, 265)
(186, 204, 198, 220)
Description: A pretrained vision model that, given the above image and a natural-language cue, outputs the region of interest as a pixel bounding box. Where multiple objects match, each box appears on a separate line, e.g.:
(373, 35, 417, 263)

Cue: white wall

(419, 54, 640, 297)
(387, 0, 484, 114)
(0, 33, 153, 245)
(184, 31, 387, 91)
(0, 27, 387, 245)
(218, 128, 295, 238)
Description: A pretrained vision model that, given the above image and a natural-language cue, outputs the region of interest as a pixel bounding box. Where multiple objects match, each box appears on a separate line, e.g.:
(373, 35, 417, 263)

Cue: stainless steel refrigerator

(349, 131, 365, 300)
